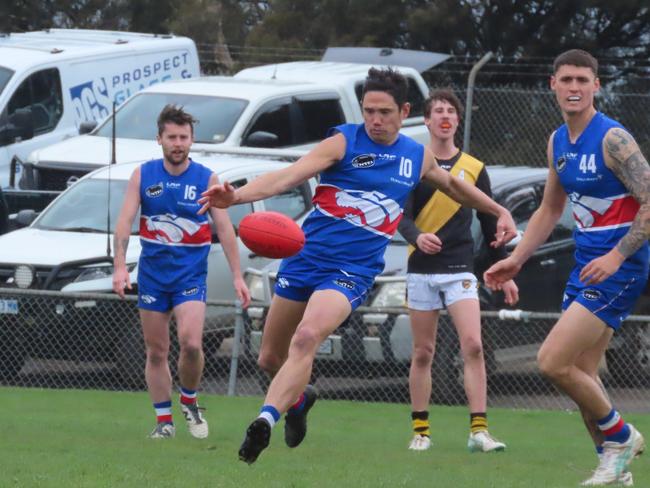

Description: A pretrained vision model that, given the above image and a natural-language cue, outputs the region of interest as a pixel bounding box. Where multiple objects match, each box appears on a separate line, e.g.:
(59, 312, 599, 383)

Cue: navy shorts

(562, 266, 647, 330)
(138, 282, 207, 312)
(274, 255, 374, 311)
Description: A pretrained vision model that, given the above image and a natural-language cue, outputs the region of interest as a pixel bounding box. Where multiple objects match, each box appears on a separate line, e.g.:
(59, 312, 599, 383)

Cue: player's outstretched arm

(198, 133, 346, 215)
(112, 167, 141, 298)
(484, 135, 566, 289)
(421, 148, 516, 247)
(579, 128, 650, 285)
(207, 174, 251, 308)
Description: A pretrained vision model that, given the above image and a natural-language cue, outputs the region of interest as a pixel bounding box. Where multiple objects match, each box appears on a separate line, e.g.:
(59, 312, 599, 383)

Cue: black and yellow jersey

(398, 151, 507, 275)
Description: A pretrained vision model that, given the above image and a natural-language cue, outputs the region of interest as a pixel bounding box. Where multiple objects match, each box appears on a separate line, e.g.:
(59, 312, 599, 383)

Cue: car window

(243, 98, 292, 147)
(552, 201, 575, 241)
(95, 93, 248, 143)
(263, 183, 311, 219)
(296, 97, 345, 144)
(0, 66, 12, 97)
(503, 187, 539, 230)
(2, 68, 63, 137)
(34, 179, 135, 233)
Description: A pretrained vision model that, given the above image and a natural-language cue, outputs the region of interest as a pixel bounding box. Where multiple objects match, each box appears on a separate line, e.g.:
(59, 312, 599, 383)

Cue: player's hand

(579, 248, 625, 285)
(416, 233, 442, 254)
(490, 209, 517, 248)
(112, 266, 132, 299)
(197, 181, 236, 214)
(233, 277, 251, 309)
(500, 279, 519, 306)
(483, 257, 522, 290)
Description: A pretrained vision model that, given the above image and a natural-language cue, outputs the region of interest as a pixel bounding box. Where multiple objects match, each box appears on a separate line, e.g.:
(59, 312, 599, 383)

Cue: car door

(502, 183, 564, 311)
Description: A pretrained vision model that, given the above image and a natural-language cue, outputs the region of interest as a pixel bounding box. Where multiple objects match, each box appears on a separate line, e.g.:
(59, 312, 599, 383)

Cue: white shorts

(406, 272, 479, 311)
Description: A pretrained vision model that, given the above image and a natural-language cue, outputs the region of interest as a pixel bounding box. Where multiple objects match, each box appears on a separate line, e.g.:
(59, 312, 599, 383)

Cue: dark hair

(553, 49, 598, 76)
(362, 67, 409, 107)
(424, 89, 463, 119)
(157, 104, 197, 135)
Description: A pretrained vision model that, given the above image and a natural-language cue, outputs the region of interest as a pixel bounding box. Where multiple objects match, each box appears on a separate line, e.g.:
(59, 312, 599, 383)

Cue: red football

(238, 211, 305, 259)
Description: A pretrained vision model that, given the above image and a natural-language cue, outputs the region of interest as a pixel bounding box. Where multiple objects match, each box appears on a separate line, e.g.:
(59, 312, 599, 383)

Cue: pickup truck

(16, 61, 431, 192)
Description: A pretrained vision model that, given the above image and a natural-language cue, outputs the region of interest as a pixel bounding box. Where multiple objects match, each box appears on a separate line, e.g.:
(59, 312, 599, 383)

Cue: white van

(0, 29, 200, 187)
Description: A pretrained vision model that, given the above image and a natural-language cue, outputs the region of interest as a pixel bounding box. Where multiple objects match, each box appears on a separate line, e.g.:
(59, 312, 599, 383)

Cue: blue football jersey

(294, 123, 424, 278)
(552, 112, 648, 274)
(138, 158, 213, 289)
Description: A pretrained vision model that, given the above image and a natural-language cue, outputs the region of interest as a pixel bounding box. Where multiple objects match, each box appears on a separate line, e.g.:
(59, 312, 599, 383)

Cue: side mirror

(244, 131, 280, 148)
(14, 209, 37, 228)
(9, 108, 34, 141)
(79, 120, 98, 135)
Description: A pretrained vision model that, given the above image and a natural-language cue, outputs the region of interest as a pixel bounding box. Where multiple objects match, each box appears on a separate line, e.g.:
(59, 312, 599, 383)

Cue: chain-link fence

(195, 45, 650, 170)
(2, 287, 649, 412)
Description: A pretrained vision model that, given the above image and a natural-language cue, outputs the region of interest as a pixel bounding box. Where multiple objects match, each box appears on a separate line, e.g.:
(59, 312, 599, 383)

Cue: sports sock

(180, 386, 197, 406)
(288, 392, 306, 414)
(258, 405, 281, 428)
(411, 411, 430, 437)
(153, 400, 173, 424)
(470, 412, 488, 434)
(597, 409, 631, 443)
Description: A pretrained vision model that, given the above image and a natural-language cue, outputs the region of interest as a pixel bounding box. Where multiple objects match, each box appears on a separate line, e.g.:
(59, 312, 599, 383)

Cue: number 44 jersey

(552, 112, 649, 274)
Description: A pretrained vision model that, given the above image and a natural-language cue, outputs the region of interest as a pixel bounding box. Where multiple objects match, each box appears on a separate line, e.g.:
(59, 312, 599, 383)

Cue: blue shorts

(274, 254, 374, 311)
(138, 282, 207, 312)
(562, 267, 647, 330)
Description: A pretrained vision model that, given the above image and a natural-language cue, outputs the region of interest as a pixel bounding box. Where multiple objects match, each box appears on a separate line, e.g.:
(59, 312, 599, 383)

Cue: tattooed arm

(112, 167, 141, 298)
(579, 128, 650, 285)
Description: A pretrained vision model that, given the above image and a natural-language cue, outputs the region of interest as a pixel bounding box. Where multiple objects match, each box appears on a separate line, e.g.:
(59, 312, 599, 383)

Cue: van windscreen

(95, 93, 248, 144)
(0, 66, 14, 97)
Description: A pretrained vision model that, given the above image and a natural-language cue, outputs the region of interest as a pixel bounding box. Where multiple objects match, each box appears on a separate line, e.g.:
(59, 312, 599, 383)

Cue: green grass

(1, 387, 648, 488)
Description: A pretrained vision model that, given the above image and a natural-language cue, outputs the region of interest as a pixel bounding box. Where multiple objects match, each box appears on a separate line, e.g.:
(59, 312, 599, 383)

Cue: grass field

(2, 387, 648, 488)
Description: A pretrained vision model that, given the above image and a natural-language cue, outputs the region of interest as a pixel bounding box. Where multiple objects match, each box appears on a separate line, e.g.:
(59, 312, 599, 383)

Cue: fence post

(463, 51, 493, 153)
(227, 300, 244, 396)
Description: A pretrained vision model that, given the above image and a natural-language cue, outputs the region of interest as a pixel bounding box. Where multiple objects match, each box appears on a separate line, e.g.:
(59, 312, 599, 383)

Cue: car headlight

(371, 281, 406, 307)
(14, 265, 35, 289)
(73, 263, 136, 283)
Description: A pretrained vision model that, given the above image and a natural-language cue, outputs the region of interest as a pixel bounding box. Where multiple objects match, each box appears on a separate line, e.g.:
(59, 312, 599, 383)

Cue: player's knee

(537, 350, 569, 380)
(461, 338, 483, 361)
(180, 341, 202, 362)
(290, 326, 321, 355)
(146, 347, 168, 367)
(412, 343, 435, 368)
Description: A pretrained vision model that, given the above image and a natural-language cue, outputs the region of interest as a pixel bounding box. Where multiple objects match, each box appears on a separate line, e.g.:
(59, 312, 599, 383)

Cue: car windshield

(0, 66, 13, 97)
(94, 93, 248, 144)
(33, 179, 139, 234)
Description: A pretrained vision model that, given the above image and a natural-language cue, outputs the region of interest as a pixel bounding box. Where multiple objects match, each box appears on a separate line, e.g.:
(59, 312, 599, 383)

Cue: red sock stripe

(157, 414, 173, 424)
(603, 418, 625, 437)
(291, 393, 305, 410)
(180, 395, 197, 405)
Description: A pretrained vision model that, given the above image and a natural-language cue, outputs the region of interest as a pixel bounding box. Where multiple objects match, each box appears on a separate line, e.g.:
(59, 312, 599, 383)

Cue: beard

(164, 148, 189, 166)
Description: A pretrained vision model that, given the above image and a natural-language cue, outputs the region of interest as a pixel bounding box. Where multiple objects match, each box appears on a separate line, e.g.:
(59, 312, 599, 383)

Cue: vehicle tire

(606, 322, 650, 387)
(0, 321, 27, 380)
